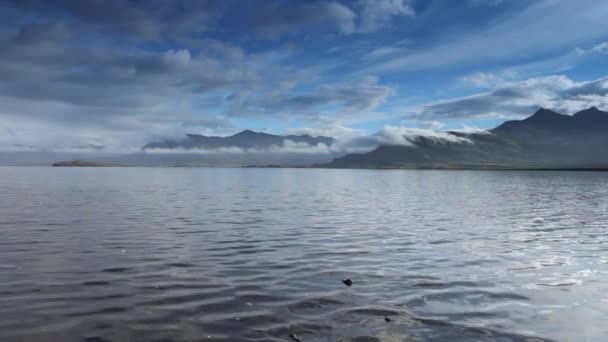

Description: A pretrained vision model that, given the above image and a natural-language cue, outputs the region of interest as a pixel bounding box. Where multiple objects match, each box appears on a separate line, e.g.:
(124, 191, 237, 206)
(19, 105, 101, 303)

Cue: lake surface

(1, 167, 607, 342)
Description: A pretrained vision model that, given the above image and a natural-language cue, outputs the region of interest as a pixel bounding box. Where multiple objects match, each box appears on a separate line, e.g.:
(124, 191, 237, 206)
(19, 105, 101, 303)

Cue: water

(1, 167, 607, 342)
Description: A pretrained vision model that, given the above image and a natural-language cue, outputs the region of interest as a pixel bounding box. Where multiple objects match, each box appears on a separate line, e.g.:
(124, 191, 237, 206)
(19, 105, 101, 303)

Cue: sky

(1, 0, 608, 152)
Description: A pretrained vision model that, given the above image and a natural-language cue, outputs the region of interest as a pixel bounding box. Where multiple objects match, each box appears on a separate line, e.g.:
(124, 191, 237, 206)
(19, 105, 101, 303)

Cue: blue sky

(1, 0, 608, 151)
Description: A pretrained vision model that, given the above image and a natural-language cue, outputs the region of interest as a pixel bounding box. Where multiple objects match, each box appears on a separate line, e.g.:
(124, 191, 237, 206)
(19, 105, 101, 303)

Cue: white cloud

(161, 49, 192, 68)
(249, 0, 414, 37)
(365, 47, 405, 60)
(450, 125, 491, 134)
(333, 125, 473, 154)
(412, 75, 608, 120)
(370, 0, 608, 72)
(462, 71, 514, 88)
(356, 0, 415, 33)
(137, 124, 474, 157)
(287, 125, 367, 140)
(590, 42, 608, 54)
(3, 0, 608, 157)
(249, 2, 357, 37)
(374, 126, 472, 145)
(569, 41, 608, 56)
(143, 140, 337, 155)
(226, 76, 394, 119)
(417, 120, 445, 130)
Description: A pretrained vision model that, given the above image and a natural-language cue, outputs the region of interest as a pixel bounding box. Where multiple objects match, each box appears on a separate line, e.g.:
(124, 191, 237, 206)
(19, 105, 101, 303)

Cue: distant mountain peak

(573, 106, 607, 118)
(292, 133, 312, 138)
(233, 129, 271, 137)
(142, 129, 334, 150)
(326, 106, 608, 169)
(525, 108, 563, 120)
(577, 106, 601, 113)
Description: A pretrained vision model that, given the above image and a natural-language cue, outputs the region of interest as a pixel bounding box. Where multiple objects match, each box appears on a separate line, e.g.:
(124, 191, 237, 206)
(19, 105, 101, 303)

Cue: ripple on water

(0, 168, 606, 341)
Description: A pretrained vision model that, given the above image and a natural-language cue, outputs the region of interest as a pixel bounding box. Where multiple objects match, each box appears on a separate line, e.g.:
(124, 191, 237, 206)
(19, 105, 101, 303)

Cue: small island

(52, 160, 127, 167)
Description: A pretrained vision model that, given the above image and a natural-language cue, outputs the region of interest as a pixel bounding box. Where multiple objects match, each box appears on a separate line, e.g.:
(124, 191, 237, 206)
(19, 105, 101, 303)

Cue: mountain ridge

(324, 106, 608, 169)
(142, 130, 335, 150)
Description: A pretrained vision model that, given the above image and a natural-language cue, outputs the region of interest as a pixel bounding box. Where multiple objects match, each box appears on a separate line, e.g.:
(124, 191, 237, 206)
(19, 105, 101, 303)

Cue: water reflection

(1, 168, 607, 341)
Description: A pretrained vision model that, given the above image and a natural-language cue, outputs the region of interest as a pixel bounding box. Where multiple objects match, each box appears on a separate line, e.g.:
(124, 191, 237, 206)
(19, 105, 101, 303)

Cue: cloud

(468, 0, 504, 7)
(412, 120, 445, 130)
(4, 0, 220, 40)
(139, 124, 474, 156)
(450, 125, 491, 134)
(0, 8, 262, 152)
(0, 42, 258, 114)
(370, 0, 608, 72)
(364, 47, 406, 60)
(287, 125, 367, 140)
(575, 41, 608, 55)
(0, 109, 141, 153)
(0, 16, 260, 105)
(1, 0, 607, 156)
(461, 72, 513, 88)
(337, 126, 471, 152)
(356, 0, 415, 33)
(144, 140, 338, 155)
(591, 42, 608, 54)
(177, 38, 245, 60)
(249, 1, 356, 38)
(226, 76, 394, 119)
(460, 42, 605, 89)
(0, 8, 394, 152)
(376, 126, 472, 145)
(249, 0, 414, 38)
(413, 75, 608, 120)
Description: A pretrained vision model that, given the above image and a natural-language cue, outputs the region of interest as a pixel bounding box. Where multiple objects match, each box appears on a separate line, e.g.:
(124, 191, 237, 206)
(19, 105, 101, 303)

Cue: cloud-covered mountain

(142, 130, 334, 151)
(324, 107, 608, 169)
(9, 107, 608, 168)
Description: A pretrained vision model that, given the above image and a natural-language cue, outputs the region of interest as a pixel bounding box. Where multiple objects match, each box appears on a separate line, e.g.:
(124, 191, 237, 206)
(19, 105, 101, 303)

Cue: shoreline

(14, 163, 608, 171)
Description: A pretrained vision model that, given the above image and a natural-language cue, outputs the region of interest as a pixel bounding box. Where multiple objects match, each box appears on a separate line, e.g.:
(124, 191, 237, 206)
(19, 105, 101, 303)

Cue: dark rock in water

(342, 278, 353, 286)
(385, 316, 392, 322)
(288, 332, 302, 342)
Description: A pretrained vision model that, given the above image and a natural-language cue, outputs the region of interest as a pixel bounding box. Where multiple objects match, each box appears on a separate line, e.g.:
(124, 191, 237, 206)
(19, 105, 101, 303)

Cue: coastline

(40, 161, 608, 171)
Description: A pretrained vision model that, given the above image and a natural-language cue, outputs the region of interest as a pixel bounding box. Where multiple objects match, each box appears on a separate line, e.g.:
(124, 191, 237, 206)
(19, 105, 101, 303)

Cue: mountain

(324, 107, 608, 169)
(142, 130, 335, 150)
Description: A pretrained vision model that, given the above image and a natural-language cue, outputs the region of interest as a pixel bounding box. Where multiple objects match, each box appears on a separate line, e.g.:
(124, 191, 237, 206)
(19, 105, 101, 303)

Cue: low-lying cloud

(144, 140, 337, 155)
(414, 75, 608, 120)
(140, 126, 473, 157)
(334, 126, 473, 153)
